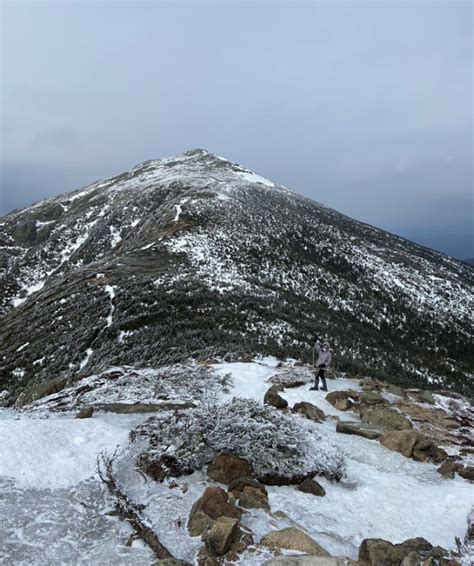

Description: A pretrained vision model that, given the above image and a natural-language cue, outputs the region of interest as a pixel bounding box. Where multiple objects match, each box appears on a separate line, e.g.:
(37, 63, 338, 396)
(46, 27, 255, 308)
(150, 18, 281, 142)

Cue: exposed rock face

(203, 516, 240, 556)
(188, 487, 241, 537)
(206, 453, 252, 485)
(336, 420, 383, 440)
(264, 385, 288, 410)
(297, 477, 326, 497)
(260, 527, 329, 556)
(293, 401, 325, 422)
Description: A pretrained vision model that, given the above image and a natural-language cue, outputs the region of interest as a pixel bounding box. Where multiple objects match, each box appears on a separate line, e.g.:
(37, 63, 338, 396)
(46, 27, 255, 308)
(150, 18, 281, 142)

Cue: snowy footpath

(0, 359, 472, 565)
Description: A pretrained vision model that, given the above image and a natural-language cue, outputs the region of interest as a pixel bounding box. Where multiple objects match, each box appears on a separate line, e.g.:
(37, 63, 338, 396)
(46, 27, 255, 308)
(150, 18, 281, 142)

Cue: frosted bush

(268, 367, 314, 386)
(132, 397, 345, 481)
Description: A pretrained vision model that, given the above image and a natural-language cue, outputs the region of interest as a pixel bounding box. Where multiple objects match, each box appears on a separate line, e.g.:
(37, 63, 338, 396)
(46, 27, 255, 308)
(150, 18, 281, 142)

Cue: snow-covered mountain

(0, 149, 472, 404)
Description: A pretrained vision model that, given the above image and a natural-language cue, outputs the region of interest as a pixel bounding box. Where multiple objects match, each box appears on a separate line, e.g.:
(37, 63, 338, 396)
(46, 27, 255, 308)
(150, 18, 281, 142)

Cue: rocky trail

(0, 358, 472, 565)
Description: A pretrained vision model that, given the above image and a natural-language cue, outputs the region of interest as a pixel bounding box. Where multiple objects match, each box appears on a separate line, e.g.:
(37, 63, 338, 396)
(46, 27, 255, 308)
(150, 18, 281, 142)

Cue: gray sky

(1, 0, 472, 258)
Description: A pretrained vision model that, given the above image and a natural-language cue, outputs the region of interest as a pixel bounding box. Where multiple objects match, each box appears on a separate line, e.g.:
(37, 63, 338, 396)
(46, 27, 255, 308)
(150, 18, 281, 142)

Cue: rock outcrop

(336, 420, 383, 440)
(260, 527, 329, 556)
(293, 401, 326, 422)
(207, 453, 252, 485)
(188, 487, 241, 537)
(264, 385, 288, 410)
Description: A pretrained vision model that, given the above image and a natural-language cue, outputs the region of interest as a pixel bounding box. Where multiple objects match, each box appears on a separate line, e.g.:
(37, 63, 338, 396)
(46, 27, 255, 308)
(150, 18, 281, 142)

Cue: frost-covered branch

(97, 450, 174, 560)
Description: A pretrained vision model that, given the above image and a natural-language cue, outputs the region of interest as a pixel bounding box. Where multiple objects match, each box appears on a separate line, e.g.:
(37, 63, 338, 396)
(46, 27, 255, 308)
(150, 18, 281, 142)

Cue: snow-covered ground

(0, 410, 154, 565)
(1, 359, 472, 565)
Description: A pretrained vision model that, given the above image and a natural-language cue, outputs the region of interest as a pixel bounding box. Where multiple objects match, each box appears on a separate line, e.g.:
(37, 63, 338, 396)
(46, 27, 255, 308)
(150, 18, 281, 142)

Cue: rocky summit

(0, 149, 473, 404)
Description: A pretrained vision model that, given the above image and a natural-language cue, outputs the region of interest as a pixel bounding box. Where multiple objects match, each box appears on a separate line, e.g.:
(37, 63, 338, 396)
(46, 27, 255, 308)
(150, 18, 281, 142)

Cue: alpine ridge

(0, 149, 472, 404)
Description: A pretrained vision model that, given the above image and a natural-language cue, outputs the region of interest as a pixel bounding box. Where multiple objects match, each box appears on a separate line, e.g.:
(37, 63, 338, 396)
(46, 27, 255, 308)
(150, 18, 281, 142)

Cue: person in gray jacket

(310, 335, 332, 391)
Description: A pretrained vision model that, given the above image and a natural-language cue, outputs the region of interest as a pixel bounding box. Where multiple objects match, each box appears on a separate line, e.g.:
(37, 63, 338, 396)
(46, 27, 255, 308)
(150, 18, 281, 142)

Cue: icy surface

(0, 409, 153, 565)
(1, 360, 472, 564)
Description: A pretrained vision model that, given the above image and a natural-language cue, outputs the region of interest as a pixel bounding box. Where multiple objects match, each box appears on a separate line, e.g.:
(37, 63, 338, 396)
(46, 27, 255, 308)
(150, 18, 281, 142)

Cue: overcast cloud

(1, 0, 472, 257)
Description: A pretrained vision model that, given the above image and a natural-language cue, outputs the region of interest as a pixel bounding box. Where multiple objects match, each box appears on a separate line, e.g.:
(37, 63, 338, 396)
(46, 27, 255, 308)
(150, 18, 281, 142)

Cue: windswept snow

(104, 285, 116, 327)
(235, 170, 275, 188)
(173, 197, 189, 222)
(79, 348, 93, 370)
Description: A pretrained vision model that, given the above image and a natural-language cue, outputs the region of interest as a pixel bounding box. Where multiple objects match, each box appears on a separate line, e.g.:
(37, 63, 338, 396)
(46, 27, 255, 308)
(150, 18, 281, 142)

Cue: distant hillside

(1, 149, 473, 403)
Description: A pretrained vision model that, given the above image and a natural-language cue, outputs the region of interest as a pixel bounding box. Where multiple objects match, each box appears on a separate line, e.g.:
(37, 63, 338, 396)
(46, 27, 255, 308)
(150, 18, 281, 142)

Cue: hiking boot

(309, 386, 318, 391)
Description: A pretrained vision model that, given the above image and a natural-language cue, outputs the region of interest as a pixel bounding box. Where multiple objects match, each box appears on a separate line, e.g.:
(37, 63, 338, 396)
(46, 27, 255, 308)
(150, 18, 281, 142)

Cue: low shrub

(131, 397, 345, 482)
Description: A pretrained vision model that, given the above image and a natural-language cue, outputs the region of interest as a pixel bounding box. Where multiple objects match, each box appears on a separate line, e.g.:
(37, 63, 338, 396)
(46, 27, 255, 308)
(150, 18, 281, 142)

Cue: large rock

(379, 430, 421, 458)
(336, 420, 383, 440)
(359, 391, 386, 405)
(263, 558, 356, 565)
(188, 486, 241, 536)
(325, 390, 359, 410)
(297, 477, 326, 497)
(358, 537, 433, 565)
(264, 385, 288, 409)
(293, 402, 326, 422)
(203, 516, 240, 556)
(379, 430, 447, 463)
(207, 453, 252, 485)
(260, 527, 329, 556)
(76, 406, 94, 419)
(228, 477, 269, 509)
(360, 405, 412, 431)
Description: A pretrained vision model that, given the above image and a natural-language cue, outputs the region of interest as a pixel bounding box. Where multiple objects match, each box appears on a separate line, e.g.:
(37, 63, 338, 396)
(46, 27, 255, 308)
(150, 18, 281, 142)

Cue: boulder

(203, 516, 240, 556)
(297, 477, 326, 497)
(360, 391, 386, 405)
(258, 470, 316, 486)
(334, 398, 354, 411)
(76, 406, 94, 419)
(400, 551, 424, 566)
(379, 430, 421, 458)
(264, 385, 288, 410)
(457, 465, 474, 481)
(228, 477, 269, 509)
(437, 459, 459, 479)
(188, 487, 241, 537)
(207, 453, 252, 485)
(263, 558, 356, 565)
(360, 406, 412, 431)
(293, 402, 326, 422)
(336, 420, 383, 440)
(326, 390, 359, 409)
(358, 537, 433, 565)
(260, 527, 329, 556)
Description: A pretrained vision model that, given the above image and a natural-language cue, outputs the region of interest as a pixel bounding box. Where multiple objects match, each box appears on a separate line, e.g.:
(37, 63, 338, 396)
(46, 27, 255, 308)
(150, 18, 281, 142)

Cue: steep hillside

(0, 149, 472, 402)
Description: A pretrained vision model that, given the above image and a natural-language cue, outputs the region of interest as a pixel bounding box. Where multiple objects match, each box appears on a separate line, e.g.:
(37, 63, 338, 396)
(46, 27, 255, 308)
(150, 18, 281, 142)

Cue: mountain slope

(1, 149, 472, 403)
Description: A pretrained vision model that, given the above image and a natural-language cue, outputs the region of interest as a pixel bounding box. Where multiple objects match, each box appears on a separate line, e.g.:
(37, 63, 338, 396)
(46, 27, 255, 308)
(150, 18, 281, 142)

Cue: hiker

(310, 335, 332, 391)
